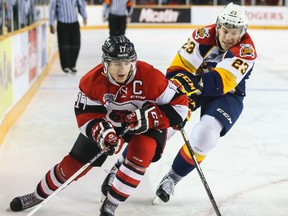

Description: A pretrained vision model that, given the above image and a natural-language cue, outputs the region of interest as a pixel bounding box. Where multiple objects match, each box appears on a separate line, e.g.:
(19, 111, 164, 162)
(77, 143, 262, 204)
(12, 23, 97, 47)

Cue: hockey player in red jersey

(100, 3, 257, 206)
(9, 35, 188, 215)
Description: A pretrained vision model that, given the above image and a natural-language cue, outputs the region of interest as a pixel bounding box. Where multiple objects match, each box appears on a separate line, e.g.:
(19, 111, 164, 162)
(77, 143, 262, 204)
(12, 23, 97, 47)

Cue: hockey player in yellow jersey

(154, 2, 257, 204)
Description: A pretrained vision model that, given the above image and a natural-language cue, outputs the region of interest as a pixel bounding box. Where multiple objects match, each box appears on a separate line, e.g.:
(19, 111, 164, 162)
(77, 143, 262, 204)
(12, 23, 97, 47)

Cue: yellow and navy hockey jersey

(166, 24, 257, 97)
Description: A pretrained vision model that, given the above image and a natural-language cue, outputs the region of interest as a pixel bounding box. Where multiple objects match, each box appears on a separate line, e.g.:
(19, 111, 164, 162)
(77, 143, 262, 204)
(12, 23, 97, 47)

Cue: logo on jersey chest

(239, 43, 255, 58)
(118, 86, 128, 98)
(103, 80, 146, 103)
(130, 95, 146, 99)
(104, 93, 116, 103)
(195, 27, 210, 39)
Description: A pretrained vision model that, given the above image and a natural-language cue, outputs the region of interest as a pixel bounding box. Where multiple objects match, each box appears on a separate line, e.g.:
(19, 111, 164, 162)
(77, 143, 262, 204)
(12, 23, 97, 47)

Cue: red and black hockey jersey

(74, 60, 188, 138)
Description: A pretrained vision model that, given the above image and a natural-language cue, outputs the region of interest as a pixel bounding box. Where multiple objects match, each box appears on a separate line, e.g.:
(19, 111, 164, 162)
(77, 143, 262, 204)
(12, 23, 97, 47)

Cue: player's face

(108, 60, 132, 83)
(218, 26, 242, 50)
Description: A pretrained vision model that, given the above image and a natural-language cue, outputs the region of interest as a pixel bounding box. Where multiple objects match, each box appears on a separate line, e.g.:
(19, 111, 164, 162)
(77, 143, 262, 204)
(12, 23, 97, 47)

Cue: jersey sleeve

(102, 0, 110, 18)
(74, 65, 107, 138)
(157, 81, 188, 128)
(166, 26, 257, 97)
(127, 0, 134, 16)
(77, 0, 87, 19)
(166, 36, 202, 77)
(49, 0, 57, 26)
(144, 64, 188, 129)
(166, 25, 216, 78)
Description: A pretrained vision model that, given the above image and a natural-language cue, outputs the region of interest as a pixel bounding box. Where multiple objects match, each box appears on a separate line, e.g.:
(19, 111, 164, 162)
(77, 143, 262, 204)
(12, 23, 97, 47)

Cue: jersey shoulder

(80, 64, 104, 86)
(229, 32, 257, 60)
(192, 24, 217, 46)
(136, 60, 166, 80)
(135, 60, 168, 96)
(79, 64, 108, 98)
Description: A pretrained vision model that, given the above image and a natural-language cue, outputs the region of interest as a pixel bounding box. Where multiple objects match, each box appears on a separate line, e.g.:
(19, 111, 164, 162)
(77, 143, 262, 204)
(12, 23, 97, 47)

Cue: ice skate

(153, 173, 177, 204)
(99, 197, 118, 216)
(10, 192, 42, 212)
(101, 164, 119, 200)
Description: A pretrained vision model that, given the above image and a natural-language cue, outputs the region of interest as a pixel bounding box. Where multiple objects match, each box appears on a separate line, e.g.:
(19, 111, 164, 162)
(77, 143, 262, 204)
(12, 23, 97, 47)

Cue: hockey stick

(26, 126, 130, 216)
(179, 127, 222, 216)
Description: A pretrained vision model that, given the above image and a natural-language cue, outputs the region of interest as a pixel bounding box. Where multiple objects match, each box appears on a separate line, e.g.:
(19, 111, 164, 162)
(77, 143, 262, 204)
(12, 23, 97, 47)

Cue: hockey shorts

(199, 93, 244, 137)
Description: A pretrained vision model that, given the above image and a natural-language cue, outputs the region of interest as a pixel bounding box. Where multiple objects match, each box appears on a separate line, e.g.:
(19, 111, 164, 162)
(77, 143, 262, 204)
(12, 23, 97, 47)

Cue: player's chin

(115, 76, 127, 83)
(222, 42, 234, 50)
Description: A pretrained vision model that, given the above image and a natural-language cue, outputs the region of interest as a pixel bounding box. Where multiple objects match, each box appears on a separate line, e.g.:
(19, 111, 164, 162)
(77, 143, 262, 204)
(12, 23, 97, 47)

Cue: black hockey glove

(170, 72, 203, 97)
(91, 121, 124, 155)
(172, 119, 187, 130)
(124, 104, 162, 135)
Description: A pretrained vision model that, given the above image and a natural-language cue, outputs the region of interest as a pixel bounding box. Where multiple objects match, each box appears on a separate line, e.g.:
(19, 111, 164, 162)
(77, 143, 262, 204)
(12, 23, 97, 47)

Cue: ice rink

(0, 28, 288, 216)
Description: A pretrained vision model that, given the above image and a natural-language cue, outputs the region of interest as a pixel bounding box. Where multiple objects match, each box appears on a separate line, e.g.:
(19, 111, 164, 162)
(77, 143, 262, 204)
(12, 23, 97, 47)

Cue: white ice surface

(0, 28, 288, 216)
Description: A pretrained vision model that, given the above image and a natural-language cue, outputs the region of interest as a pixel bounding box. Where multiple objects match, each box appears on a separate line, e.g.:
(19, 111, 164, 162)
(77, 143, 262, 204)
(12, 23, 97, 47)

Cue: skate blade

(6, 207, 13, 212)
(152, 196, 163, 205)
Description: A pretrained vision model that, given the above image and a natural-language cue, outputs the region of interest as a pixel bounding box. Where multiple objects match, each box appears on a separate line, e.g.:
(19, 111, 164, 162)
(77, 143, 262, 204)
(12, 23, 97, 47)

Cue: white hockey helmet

(216, 3, 248, 37)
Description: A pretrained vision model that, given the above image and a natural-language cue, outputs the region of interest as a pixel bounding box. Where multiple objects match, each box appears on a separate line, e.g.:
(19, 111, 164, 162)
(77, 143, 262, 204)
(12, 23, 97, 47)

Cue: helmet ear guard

(216, 3, 248, 37)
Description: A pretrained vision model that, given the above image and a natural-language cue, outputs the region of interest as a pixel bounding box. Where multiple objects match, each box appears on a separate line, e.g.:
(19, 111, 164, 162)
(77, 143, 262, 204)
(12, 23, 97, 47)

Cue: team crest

(195, 27, 210, 39)
(239, 43, 255, 58)
(119, 86, 128, 98)
(103, 93, 116, 103)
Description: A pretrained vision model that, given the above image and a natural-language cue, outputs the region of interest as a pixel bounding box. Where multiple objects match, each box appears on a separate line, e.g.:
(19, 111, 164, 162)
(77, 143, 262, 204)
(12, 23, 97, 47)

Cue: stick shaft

(27, 126, 131, 216)
(180, 128, 221, 216)
(26, 150, 104, 216)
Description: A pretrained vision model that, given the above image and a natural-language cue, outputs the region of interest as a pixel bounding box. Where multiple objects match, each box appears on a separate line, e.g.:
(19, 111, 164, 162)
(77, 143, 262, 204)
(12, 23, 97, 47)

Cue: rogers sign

(247, 11, 284, 21)
(245, 7, 288, 26)
(132, 8, 191, 23)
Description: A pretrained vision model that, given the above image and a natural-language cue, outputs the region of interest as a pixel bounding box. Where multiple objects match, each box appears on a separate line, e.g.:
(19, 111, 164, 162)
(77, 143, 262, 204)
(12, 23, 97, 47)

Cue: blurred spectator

(135, 0, 157, 4)
(192, 0, 210, 4)
(265, 0, 279, 4)
(87, 0, 103, 4)
(218, 0, 241, 5)
(162, 0, 186, 4)
(245, 0, 279, 4)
